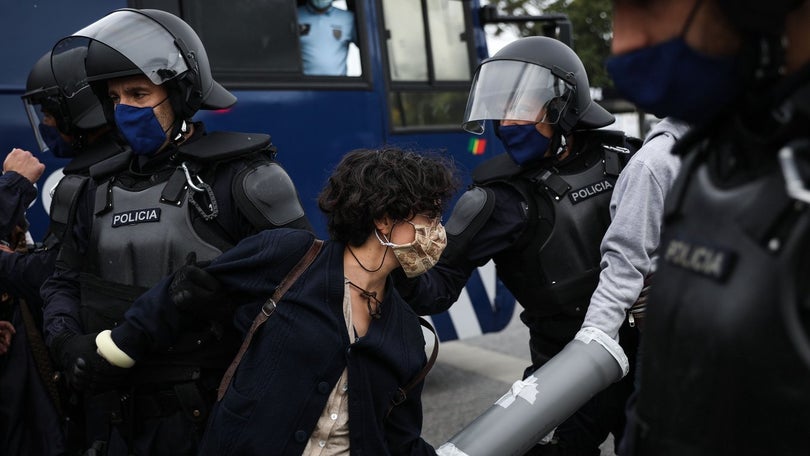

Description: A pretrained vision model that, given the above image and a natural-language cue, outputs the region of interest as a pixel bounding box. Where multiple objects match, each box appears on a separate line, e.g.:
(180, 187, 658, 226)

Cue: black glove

(51, 332, 127, 392)
(169, 252, 231, 322)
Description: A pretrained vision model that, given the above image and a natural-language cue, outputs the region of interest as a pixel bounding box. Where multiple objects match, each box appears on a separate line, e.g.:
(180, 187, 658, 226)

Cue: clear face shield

(56, 9, 190, 87)
(22, 87, 65, 153)
(462, 60, 573, 134)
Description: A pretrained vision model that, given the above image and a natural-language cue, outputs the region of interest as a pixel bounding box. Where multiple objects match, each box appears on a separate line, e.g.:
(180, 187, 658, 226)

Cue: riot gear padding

(463, 36, 614, 135)
(22, 51, 106, 153)
(63, 8, 235, 121)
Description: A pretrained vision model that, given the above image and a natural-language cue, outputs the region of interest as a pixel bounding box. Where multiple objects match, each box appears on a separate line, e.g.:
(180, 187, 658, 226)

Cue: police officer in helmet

(41, 8, 312, 455)
(399, 36, 640, 456)
(0, 49, 130, 456)
(607, 0, 810, 454)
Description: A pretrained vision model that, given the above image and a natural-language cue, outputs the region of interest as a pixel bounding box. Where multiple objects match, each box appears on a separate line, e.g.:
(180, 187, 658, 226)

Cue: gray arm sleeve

(583, 118, 686, 338)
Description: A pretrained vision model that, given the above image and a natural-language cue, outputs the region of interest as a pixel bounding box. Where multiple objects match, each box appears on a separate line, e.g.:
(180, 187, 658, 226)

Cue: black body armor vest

(77, 132, 273, 372)
(637, 142, 810, 455)
(478, 130, 636, 320)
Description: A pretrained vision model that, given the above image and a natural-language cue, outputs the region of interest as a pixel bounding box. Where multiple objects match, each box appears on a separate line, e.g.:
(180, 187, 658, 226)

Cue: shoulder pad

(471, 154, 522, 184)
(178, 131, 273, 163)
(89, 148, 132, 180)
(64, 134, 129, 176)
(441, 186, 496, 264)
(47, 174, 90, 246)
(233, 162, 306, 229)
(445, 187, 496, 236)
(578, 129, 642, 176)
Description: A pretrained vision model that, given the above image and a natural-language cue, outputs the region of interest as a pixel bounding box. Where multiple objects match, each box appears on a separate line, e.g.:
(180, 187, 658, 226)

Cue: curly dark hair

(318, 147, 459, 245)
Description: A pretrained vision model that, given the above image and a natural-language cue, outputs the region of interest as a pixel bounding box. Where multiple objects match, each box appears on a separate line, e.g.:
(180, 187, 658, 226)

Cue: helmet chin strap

(171, 119, 190, 143)
(549, 127, 567, 158)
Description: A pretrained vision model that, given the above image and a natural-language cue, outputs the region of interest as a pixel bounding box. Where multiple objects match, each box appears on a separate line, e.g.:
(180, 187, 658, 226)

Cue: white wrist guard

(575, 326, 630, 377)
(95, 329, 136, 368)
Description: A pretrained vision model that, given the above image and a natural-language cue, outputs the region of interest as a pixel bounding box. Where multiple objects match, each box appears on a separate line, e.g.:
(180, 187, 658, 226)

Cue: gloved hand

(169, 252, 231, 322)
(50, 332, 128, 392)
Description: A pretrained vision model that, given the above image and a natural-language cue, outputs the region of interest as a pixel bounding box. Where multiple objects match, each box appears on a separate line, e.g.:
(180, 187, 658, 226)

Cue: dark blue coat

(0, 171, 64, 455)
(114, 228, 436, 456)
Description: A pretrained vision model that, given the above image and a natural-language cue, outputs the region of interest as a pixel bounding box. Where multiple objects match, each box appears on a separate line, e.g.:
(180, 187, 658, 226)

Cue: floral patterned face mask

(376, 217, 447, 278)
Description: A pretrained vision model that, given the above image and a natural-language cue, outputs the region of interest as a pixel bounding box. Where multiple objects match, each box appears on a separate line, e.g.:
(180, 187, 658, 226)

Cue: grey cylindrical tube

(437, 330, 626, 456)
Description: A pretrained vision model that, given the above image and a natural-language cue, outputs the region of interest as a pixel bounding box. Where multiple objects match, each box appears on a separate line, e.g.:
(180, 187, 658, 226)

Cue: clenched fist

(4, 148, 45, 184)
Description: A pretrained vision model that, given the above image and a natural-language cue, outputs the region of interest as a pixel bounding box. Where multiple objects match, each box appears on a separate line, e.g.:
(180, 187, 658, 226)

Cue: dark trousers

(81, 375, 218, 456)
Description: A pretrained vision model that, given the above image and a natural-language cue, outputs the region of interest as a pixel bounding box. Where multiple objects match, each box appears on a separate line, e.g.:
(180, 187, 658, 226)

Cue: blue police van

(0, 0, 578, 342)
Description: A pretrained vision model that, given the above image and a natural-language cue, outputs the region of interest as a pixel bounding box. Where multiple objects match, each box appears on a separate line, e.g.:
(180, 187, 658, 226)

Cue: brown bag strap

(388, 316, 439, 416)
(217, 239, 324, 401)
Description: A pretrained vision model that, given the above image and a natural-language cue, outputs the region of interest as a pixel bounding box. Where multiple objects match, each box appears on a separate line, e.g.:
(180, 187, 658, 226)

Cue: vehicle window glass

(427, 0, 470, 81)
(389, 90, 469, 128)
(185, 0, 302, 77)
(381, 0, 428, 82)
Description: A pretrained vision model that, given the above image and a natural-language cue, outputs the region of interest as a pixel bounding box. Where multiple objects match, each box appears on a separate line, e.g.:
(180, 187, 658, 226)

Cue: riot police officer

(0, 48, 129, 456)
(607, 0, 810, 454)
(40, 8, 312, 455)
(399, 36, 640, 456)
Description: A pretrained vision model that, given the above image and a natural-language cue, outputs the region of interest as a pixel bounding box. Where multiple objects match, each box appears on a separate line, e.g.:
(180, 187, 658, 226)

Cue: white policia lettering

(569, 180, 614, 203)
(111, 208, 161, 227)
(664, 239, 727, 278)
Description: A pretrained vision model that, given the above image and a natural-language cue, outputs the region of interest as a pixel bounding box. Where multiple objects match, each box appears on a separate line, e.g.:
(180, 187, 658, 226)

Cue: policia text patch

(662, 237, 736, 281)
(568, 179, 613, 204)
(111, 208, 162, 227)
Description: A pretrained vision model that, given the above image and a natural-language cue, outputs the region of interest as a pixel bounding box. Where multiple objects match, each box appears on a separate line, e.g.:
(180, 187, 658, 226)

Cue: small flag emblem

(468, 138, 486, 155)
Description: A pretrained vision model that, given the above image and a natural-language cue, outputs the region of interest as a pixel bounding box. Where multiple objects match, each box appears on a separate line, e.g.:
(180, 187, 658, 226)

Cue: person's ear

(374, 215, 393, 237)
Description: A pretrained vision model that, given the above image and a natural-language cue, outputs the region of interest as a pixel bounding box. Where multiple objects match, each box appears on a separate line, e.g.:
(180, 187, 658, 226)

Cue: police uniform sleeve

(0, 171, 37, 240)
(398, 184, 526, 315)
(40, 183, 95, 345)
(0, 249, 56, 305)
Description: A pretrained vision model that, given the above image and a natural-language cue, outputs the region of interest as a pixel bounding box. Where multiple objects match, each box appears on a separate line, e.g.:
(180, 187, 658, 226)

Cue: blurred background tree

(484, 0, 613, 90)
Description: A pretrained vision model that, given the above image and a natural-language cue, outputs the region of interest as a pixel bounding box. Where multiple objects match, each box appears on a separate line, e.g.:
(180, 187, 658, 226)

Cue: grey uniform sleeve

(582, 125, 684, 338)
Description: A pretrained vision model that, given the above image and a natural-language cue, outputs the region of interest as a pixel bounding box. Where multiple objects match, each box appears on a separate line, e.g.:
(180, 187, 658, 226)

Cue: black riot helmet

(54, 8, 235, 125)
(22, 51, 106, 156)
(463, 36, 614, 136)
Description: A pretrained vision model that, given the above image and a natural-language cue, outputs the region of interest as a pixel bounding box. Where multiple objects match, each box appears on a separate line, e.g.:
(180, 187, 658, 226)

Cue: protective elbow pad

(233, 162, 306, 229)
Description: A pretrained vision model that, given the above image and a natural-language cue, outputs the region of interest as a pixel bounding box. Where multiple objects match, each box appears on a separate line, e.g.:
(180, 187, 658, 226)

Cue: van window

(382, 0, 474, 129)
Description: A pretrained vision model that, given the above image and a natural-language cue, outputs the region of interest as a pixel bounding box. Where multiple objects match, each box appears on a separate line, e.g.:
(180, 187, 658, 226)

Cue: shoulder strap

(217, 238, 324, 401)
(387, 316, 439, 417)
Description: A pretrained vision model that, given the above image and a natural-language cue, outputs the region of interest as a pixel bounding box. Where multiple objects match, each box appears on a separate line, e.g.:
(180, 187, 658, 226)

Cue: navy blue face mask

(498, 123, 551, 166)
(114, 99, 170, 156)
(606, 0, 741, 126)
(606, 38, 741, 125)
(38, 123, 75, 158)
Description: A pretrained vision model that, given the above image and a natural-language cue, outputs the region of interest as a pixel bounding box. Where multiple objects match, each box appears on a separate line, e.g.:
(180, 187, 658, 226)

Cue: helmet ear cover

(171, 36, 205, 120)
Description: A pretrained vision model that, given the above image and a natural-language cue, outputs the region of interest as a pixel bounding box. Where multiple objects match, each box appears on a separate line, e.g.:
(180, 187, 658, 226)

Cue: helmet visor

(22, 88, 63, 153)
(462, 60, 571, 134)
(60, 9, 189, 86)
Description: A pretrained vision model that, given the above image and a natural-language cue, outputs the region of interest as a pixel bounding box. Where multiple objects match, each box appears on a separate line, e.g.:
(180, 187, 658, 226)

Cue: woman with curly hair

(93, 147, 458, 455)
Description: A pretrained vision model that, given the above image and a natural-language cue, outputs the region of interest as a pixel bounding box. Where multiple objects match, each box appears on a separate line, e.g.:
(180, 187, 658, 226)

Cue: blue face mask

(309, 0, 332, 10)
(114, 102, 169, 156)
(38, 123, 75, 158)
(498, 123, 551, 166)
(606, 0, 741, 126)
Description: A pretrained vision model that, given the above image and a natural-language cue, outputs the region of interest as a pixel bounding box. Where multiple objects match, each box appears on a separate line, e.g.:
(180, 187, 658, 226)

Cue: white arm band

(95, 329, 136, 368)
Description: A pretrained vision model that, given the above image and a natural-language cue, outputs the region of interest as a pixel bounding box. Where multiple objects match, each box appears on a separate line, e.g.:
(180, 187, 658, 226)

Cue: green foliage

(487, 0, 613, 89)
